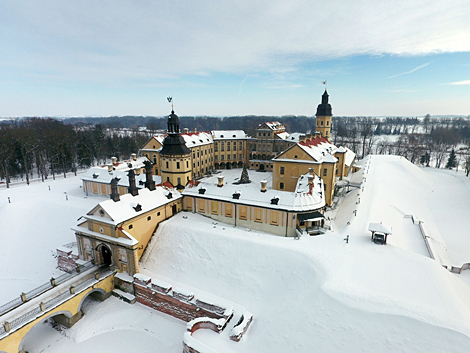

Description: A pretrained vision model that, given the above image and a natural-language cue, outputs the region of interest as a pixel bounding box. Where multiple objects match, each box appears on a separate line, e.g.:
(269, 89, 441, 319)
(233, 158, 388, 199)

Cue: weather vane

(167, 96, 174, 111)
(321, 79, 327, 90)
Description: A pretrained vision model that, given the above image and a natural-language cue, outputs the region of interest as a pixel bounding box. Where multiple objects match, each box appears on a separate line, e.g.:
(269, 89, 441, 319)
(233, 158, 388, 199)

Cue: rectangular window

(239, 154, 242, 159)
(225, 203, 233, 217)
(270, 211, 279, 225)
(239, 142, 242, 149)
(321, 121, 324, 126)
(198, 199, 205, 212)
(221, 143, 224, 151)
(221, 155, 224, 161)
(323, 168, 327, 176)
(215, 144, 218, 152)
(239, 206, 247, 220)
(166, 161, 169, 168)
(211, 201, 218, 215)
(280, 182, 284, 190)
(227, 144, 230, 151)
(327, 121, 329, 126)
(280, 166, 285, 175)
(186, 161, 189, 168)
(336, 168, 338, 175)
(177, 177, 181, 185)
(233, 154, 236, 160)
(177, 162, 180, 169)
(215, 155, 218, 161)
(254, 208, 262, 223)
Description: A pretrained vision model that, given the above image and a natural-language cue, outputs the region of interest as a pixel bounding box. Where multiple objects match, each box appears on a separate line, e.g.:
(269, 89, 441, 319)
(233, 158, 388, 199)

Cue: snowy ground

(21, 296, 186, 353)
(2, 157, 470, 352)
(0, 176, 98, 303)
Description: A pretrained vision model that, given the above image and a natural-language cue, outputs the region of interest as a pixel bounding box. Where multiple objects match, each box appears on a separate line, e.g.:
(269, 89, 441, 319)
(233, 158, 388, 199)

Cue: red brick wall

(134, 283, 221, 322)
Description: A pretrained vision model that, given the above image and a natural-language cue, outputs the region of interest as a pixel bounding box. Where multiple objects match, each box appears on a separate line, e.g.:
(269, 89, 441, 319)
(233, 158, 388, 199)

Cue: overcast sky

(1, 1, 469, 117)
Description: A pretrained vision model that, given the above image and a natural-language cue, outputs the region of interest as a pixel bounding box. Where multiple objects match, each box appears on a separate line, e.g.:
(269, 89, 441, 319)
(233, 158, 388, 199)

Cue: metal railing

(0, 261, 94, 317)
(1, 266, 112, 338)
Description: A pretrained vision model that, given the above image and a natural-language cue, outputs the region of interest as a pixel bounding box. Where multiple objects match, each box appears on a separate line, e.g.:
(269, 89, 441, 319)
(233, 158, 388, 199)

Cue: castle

(75, 90, 356, 276)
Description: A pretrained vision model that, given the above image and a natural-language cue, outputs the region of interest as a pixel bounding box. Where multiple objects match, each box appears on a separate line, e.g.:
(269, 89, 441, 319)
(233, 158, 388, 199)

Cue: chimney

(144, 160, 156, 191)
(260, 180, 267, 193)
(193, 128, 197, 133)
(217, 175, 224, 187)
(308, 175, 314, 185)
(111, 156, 117, 165)
(184, 128, 189, 134)
(131, 153, 137, 161)
(127, 169, 139, 196)
(107, 164, 113, 172)
(110, 177, 120, 202)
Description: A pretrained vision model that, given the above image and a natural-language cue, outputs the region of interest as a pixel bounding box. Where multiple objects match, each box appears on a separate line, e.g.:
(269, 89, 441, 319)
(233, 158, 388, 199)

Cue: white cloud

(387, 62, 431, 79)
(450, 80, 470, 85)
(1, 0, 469, 83)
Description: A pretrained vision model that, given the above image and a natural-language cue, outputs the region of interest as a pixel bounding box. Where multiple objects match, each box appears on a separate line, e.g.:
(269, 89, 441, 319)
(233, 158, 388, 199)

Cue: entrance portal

(101, 245, 112, 266)
(172, 204, 177, 215)
(259, 164, 265, 171)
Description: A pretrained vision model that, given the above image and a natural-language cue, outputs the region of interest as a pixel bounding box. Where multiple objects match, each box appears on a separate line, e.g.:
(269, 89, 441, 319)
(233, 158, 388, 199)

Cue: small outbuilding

(368, 223, 392, 245)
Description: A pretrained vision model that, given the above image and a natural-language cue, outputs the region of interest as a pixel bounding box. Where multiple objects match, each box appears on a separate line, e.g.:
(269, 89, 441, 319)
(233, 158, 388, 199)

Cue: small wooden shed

(368, 223, 392, 244)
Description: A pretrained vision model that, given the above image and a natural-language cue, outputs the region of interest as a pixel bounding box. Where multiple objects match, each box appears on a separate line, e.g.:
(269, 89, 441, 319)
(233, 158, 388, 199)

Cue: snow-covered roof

(275, 131, 290, 140)
(81, 167, 156, 188)
(86, 186, 181, 225)
(295, 136, 338, 163)
(344, 146, 356, 167)
(369, 222, 392, 234)
(286, 132, 305, 143)
(181, 131, 213, 148)
(183, 171, 324, 212)
(89, 156, 148, 172)
(258, 121, 284, 131)
(211, 130, 247, 140)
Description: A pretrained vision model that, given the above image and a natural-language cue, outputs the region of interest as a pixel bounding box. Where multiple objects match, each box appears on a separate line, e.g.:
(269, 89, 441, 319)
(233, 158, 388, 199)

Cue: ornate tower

(160, 109, 192, 190)
(315, 90, 333, 142)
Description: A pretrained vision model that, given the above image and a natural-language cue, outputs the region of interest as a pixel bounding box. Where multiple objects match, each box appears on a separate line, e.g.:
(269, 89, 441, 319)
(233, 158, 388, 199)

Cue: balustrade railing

(0, 261, 93, 317)
(1, 265, 112, 337)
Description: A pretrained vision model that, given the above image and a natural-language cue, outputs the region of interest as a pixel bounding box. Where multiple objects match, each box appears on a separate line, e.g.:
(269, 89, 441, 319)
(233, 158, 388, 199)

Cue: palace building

(73, 90, 356, 276)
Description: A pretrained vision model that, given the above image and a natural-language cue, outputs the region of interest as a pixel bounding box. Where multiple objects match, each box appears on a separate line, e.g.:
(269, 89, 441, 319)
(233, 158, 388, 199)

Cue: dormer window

(232, 192, 240, 199)
(92, 173, 99, 179)
(133, 204, 142, 212)
(166, 192, 173, 199)
(270, 197, 279, 205)
(198, 188, 206, 194)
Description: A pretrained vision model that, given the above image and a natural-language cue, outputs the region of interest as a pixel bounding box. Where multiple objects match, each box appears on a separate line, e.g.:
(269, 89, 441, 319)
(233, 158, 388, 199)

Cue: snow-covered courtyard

(2, 155, 470, 352)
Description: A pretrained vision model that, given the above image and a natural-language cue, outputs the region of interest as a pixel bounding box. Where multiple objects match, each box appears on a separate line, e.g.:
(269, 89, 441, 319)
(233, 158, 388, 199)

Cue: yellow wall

(214, 139, 247, 169)
(190, 143, 214, 177)
(316, 115, 332, 142)
(161, 154, 192, 187)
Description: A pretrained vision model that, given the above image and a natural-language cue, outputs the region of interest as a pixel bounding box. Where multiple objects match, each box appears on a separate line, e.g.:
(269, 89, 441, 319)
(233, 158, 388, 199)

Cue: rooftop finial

(167, 96, 174, 113)
(321, 79, 327, 91)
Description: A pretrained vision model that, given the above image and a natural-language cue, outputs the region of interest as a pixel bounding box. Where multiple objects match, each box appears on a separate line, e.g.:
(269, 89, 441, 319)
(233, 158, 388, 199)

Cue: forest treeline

(0, 118, 149, 187)
(1, 114, 470, 187)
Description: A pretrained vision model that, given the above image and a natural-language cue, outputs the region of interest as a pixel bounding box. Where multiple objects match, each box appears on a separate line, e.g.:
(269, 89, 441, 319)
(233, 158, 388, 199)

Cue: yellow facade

(272, 144, 337, 206)
(214, 139, 247, 169)
(75, 195, 182, 275)
(315, 115, 332, 142)
(140, 136, 163, 175)
(183, 197, 297, 237)
(161, 154, 192, 188)
(190, 142, 214, 178)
